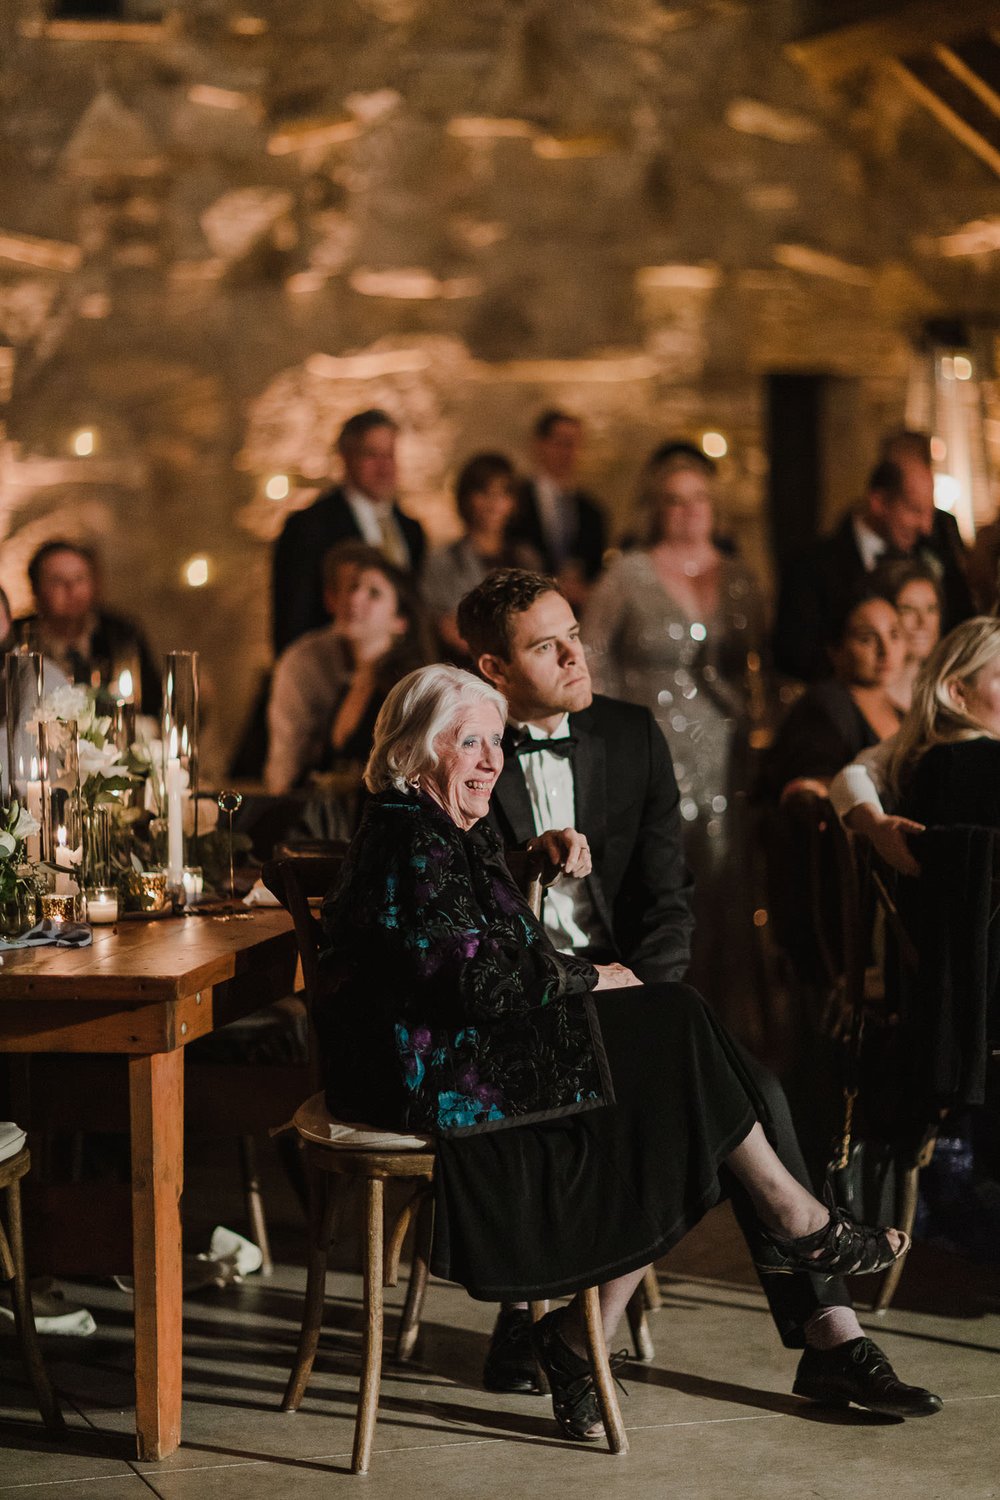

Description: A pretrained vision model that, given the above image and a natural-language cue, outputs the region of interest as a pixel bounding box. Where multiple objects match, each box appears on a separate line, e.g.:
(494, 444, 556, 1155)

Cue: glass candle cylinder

(5, 651, 44, 861)
(38, 719, 82, 899)
(85, 885, 119, 924)
(161, 652, 199, 890)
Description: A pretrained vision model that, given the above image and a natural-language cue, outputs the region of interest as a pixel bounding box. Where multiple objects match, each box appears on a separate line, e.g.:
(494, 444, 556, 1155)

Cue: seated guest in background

(774, 435, 973, 684)
(967, 511, 1000, 613)
(456, 568, 938, 1418)
(511, 410, 607, 608)
(870, 559, 943, 713)
(422, 453, 539, 659)
(271, 409, 426, 655)
(265, 544, 433, 793)
(760, 590, 903, 805)
(319, 662, 913, 1443)
(17, 540, 159, 712)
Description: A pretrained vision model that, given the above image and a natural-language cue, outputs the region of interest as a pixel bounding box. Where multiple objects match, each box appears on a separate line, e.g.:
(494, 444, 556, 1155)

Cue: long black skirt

(429, 983, 765, 1300)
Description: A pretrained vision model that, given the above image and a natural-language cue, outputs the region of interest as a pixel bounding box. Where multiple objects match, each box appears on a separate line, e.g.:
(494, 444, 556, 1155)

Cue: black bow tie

(513, 735, 577, 758)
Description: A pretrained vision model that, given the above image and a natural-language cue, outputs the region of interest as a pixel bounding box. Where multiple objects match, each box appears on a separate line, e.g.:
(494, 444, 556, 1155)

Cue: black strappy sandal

(530, 1311, 628, 1442)
(753, 1199, 910, 1280)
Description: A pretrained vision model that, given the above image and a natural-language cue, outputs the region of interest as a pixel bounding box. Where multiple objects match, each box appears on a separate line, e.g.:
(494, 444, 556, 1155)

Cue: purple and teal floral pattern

(318, 793, 608, 1137)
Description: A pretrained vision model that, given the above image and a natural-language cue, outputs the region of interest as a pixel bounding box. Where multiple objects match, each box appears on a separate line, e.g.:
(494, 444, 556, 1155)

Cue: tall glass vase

(5, 651, 44, 861)
(38, 718, 82, 903)
(161, 652, 199, 890)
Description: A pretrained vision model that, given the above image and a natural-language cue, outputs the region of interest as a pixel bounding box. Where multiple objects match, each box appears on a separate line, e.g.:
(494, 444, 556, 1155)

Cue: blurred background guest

(760, 591, 904, 806)
(16, 540, 159, 712)
(584, 443, 765, 1015)
(870, 559, 943, 713)
(774, 435, 973, 684)
(271, 408, 426, 655)
(422, 453, 541, 660)
(511, 410, 607, 609)
(265, 545, 433, 794)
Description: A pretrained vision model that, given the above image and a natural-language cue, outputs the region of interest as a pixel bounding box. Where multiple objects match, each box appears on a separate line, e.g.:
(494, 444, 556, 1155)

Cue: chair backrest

(262, 854, 347, 1010)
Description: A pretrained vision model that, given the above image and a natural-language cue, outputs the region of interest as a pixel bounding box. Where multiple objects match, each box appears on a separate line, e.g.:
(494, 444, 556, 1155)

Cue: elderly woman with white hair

(318, 663, 908, 1444)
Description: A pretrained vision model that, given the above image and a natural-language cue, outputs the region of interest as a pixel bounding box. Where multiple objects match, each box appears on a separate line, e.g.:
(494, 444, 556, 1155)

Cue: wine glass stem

(228, 811, 235, 902)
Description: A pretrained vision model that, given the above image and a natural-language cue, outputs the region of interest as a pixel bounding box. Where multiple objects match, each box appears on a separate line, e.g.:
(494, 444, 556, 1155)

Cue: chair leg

(581, 1286, 628, 1456)
(395, 1190, 433, 1363)
(353, 1176, 385, 1475)
(3, 1179, 63, 1432)
(642, 1264, 661, 1311)
(384, 1182, 427, 1288)
(282, 1174, 337, 1412)
(239, 1135, 273, 1277)
(872, 1162, 920, 1315)
(625, 1287, 655, 1362)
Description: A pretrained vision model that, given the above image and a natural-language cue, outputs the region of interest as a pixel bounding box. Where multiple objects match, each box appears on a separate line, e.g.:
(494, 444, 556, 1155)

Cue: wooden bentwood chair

(263, 854, 631, 1474)
(0, 1130, 63, 1433)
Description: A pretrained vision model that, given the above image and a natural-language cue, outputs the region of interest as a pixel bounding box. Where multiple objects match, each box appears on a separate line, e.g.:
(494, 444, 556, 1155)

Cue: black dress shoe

(483, 1308, 540, 1394)
(794, 1338, 943, 1419)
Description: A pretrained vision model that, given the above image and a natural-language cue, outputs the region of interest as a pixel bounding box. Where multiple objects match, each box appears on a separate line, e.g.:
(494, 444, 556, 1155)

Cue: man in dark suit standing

(271, 409, 426, 654)
(773, 431, 974, 683)
(512, 410, 607, 608)
(456, 568, 941, 1420)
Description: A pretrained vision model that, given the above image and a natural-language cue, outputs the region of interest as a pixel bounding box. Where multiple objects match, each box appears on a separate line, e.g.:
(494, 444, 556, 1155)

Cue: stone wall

(1, 0, 998, 774)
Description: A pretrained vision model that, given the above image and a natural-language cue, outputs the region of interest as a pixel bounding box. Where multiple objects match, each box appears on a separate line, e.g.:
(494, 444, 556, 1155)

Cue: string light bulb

(183, 556, 211, 588)
(701, 431, 728, 458)
(71, 428, 95, 457)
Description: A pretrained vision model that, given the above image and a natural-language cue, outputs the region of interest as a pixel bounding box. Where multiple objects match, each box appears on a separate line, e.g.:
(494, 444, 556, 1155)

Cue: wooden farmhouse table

(0, 907, 297, 1460)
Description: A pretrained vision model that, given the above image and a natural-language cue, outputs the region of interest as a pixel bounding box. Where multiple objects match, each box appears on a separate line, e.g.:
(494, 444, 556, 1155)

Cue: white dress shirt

(533, 473, 571, 565)
(513, 714, 609, 954)
(852, 515, 887, 573)
(344, 486, 409, 568)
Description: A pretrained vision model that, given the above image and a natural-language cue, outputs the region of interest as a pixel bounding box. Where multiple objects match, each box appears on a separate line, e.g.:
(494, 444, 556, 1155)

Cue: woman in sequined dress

(583, 446, 766, 1022)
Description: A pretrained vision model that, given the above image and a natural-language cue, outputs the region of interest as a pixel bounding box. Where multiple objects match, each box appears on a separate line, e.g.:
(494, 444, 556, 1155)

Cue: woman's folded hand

(594, 963, 642, 991)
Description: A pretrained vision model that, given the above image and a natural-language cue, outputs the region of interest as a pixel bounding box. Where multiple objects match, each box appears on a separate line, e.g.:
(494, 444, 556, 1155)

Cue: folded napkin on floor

(0, 919, 93, 950)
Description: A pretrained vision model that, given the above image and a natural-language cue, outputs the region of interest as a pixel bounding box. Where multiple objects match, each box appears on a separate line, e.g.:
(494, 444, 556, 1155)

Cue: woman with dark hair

(422, 453, 539, 658)
(265, 545, 435, 793)
(760, 590, 904, 805)
(870, 559, 943, 713)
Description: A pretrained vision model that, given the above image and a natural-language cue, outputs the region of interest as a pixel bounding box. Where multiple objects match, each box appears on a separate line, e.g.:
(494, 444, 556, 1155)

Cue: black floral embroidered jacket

(317, 791, 611, 1137)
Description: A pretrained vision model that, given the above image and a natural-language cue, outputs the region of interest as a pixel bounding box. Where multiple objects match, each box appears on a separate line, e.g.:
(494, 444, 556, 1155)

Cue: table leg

(129, 1050, 184, 1461)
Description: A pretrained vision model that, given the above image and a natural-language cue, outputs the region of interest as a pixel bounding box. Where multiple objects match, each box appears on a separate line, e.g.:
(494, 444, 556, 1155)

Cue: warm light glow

(934, 473, 961, 512)
(447, 117, 535, 140)
(348, 267, 481, 300)
(268, 119, 359, 156)
(286, 270, 327, 294)
(264, 473, 290, 501)
(0, 232, 81, 272)
(187, 84, 253, 112)
(953, 355, 973, 381)
(701, 431, 728, 458)
(117, 669, 134, 701)
(72, 428, 95, 457)
(930, 436, 947, 462)
(184, 556, 211, 588)
(940, 356, 955, 380)
(229, 14, 268, 34)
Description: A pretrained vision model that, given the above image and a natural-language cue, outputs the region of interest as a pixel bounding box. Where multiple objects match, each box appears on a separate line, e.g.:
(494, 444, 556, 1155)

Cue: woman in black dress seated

(318, 664, 907, 1442)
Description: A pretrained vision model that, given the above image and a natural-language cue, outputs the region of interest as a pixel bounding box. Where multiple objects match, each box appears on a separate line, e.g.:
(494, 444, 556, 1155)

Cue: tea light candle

(85, 887, 119, 924)
(40, 892, 77, 924)
(182, 867, 203, 904)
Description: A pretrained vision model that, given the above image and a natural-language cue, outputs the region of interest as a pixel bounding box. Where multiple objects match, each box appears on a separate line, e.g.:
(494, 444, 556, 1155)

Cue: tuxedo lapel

(493, 730, 536, 846)
(570, 710, 607, 859)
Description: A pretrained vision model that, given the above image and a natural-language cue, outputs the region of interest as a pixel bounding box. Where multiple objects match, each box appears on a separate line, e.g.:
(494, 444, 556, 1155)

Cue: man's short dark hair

(646, 440, 716, 477)
(28, 539, 96, 593)
(455, 452, 515, 525)
(866, 459, 905, 501)
(457, 568, 565, 661)
(337, 408, 398, 454)
(879, 429, 932, 469)
(533, 409, 580, 441)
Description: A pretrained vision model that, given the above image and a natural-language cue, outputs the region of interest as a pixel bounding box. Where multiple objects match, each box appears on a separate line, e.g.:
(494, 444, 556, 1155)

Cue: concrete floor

(2, 1181, 999, 1500)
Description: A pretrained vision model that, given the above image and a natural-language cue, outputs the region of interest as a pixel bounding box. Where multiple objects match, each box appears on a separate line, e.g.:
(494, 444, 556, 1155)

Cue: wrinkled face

(423, 702, 505, 830)
(896, 578, 941, 665)
(654, 465, 714, 547)
(482, 590, 592, 724)
(951, 655, 1000, 738)
(535, 419, 582, 485)
(830, 599, 904, 689)
(341, 424, 397, 504)
(468, 475, 516, 534)
(36, 549, 96, 625)
(869, 463, 936, 554)
(338, 566, 406, 645)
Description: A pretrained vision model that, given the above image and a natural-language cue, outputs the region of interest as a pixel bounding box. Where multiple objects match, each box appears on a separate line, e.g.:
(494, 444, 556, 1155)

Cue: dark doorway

(766, 372, 826, 574)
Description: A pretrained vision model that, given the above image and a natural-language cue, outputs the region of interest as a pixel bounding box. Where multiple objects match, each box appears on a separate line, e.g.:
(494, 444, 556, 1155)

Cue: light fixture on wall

(907, 320, 994, 543)
(183, 556, 211, 588)
(71, 428, 96, 456)
(264, 473, 290, 500)
(700, 431, 728, 459)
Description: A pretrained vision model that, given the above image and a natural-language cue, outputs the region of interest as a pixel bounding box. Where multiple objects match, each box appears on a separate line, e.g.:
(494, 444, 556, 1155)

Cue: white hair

(364, 664, 507, 794)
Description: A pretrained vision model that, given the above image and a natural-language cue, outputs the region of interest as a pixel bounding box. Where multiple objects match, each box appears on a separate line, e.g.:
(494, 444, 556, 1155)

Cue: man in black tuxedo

(512, 410, 607, 607)
(774, 438, 973, 683)
(456, 568, 941, 1420)
(271, 408, 426, 654)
